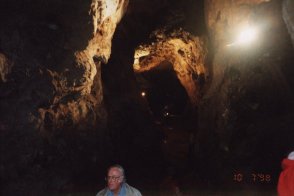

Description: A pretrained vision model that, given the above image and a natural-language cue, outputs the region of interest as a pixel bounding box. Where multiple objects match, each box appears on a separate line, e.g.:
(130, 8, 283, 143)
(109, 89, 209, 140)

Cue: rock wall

(196, 0, 294, 183)
(133, 29, 208, 107)
(0, 0, 129, 194)
(0, 0, 128, 132)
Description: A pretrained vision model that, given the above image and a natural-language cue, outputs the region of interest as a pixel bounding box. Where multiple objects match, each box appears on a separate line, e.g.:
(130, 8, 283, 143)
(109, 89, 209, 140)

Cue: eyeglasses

(105, 175, 122, 182)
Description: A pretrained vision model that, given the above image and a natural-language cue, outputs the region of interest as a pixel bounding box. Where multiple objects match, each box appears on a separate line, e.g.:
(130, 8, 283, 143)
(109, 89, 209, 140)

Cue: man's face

(107, 167, 123, 192)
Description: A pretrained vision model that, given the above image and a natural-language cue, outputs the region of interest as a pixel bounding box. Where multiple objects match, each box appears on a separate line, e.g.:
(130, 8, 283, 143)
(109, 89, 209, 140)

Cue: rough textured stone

(0, 0, 128, 131)
(196, 0, 294, 181)
(0, 0, 128, 194)
(38, 0, 128, 131)
(133, 29, 208, 107)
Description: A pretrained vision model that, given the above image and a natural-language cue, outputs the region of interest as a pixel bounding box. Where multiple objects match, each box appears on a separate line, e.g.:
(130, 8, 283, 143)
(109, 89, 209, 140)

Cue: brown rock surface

(0, 0, 128, 131)
(134, 29, 208, 107)
(195, 0, 294, 182)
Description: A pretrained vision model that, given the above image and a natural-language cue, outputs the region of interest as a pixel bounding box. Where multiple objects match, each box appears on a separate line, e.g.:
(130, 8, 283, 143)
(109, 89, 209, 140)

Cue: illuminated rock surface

(133, 29, 208, 107)
(195, 0, 294, 182)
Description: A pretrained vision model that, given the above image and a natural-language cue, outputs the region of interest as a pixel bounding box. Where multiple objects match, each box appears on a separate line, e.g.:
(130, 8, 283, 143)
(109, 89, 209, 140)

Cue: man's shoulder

(125, 183, 142, 196)
(96, 187, 108, 196)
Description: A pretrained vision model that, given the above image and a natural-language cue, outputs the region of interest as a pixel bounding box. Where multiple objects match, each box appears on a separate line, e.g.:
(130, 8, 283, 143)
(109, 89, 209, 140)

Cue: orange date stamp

(233, 173, 271, 183)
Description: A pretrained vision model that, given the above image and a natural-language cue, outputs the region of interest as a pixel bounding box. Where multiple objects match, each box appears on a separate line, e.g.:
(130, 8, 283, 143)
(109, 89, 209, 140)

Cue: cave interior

(0, 0, 294, 195)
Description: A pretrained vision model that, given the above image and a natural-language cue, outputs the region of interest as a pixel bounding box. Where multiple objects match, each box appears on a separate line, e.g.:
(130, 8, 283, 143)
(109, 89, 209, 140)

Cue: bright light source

(227, 26, 258, 47)
(237, 28, 257, 44)
(141, 91, 146, 97)
(164, 112, 169, 117)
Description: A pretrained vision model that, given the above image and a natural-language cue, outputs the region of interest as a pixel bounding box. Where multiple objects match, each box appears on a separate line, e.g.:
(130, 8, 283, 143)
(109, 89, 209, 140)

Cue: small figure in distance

(96, 164, 142, 196)
(277, 151, 294, 196)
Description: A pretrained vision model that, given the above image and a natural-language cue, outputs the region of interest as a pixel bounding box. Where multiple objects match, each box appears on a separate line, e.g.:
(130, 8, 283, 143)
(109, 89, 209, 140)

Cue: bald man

(96, 164, 142, 196)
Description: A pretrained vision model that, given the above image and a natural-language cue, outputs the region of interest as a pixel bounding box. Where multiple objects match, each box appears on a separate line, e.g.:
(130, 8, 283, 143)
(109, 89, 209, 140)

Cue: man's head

(106, 164, 125, 193)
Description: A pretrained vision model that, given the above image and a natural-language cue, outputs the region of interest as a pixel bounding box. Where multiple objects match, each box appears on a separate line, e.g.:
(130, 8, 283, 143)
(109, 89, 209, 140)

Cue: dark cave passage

(135, 61, 198, 177)
(136, 62, 189, 122)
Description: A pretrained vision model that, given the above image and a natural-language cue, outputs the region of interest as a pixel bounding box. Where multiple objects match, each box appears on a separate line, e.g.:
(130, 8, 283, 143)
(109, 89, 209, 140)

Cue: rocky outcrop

(0, 0, 129, 194)
(0, 0, 128, 132)
(133, 29, 208, 107)
(38, 0, 129, 132)
(195, 0, 294, 181)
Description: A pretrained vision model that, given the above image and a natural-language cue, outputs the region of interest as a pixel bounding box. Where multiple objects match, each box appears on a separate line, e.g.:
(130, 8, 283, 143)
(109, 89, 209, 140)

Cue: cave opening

(132, 59, 200, 189)
(136, 61, 190, 125)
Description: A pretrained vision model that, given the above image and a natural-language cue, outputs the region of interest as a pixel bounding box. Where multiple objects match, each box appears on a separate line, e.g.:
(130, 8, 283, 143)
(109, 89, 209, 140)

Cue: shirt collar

(106, 183, 126, 196)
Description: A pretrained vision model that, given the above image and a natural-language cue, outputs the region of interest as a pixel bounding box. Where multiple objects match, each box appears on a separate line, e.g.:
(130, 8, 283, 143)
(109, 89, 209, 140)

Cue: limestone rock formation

(195, 0, 294, 180)
(0, 0, 129, 194)
(133, 29, 208, 107)
(0, 0, 129, 132)
(39, 0, 129, 132)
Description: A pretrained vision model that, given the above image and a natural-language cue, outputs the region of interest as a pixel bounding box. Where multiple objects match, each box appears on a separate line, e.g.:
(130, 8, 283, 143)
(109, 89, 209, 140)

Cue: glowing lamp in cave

(237, 27, 257, 44)
(141, 91, 146, 97)
(164, 112, 169, 117)
(227, 27, 258, 46)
